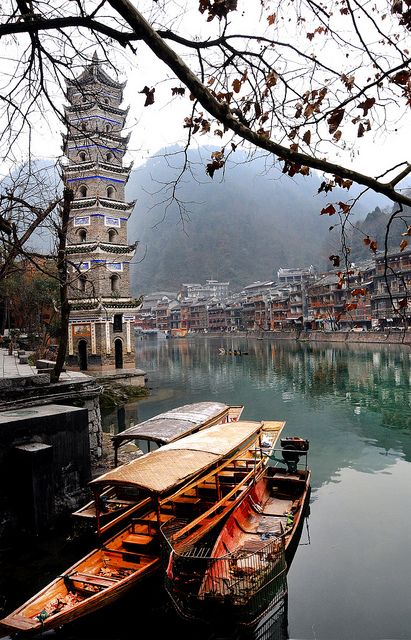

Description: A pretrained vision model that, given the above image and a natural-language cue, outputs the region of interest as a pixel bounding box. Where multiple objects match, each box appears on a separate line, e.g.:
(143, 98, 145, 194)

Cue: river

(2, 335, 411, 640)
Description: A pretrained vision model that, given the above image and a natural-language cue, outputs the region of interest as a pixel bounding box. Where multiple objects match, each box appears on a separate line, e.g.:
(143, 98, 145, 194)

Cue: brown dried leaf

(338, 201, 351, 214)
(302, 130, 311, 145)
(206, 158, 225, 178)
(329, 254, 340, 266)
(266, 71, 278, 88)
(171, 87, 185, 96)
(232, 78, 242, 93)
(341, 74, 355, 90)
(139, 86, 155, 107)
(400, 239, 409, 251)
(321, 204, 337, 216)
(392, 70, 411, 85)
(357, 97, 375, 116)
(327, 109, 344, 134)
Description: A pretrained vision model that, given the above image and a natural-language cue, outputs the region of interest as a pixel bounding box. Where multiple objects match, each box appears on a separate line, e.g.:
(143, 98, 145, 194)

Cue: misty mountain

(126, 146, 388, 293)
(348, 204, 411, 260)
(3, 151, 404, 293)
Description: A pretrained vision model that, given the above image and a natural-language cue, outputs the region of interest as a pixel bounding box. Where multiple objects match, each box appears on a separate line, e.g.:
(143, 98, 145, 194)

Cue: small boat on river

(72, 401, 244, 527)
(218, 348, 248, 356)
(0, 420, 284, 635)
(164, 437, 310, 625)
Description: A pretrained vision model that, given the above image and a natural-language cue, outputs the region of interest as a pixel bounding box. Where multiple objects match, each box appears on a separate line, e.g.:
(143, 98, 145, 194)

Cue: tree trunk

(50, 187, 73, 384)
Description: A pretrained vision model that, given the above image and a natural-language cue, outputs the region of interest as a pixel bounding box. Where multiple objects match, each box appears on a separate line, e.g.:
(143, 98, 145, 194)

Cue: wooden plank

(1, 615, 39, 630)
(70, 573, 118, 588)
(123, 533, 153, 546)
(171, 496, 200, 505)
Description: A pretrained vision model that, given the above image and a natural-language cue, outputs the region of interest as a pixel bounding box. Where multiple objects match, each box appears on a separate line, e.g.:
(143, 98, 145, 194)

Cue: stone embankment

(203, 329, 411, 345)
(274, 329, 411, 345)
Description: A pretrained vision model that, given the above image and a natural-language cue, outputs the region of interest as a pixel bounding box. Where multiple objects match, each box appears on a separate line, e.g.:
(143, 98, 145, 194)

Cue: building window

(78, 228, 87, 242)
(104, 98, 109, 105)
(110, 274, 120, 293)
(79, 185, 87, 198)
(107, 186, 115, 199)
(79, 275, 87, 292)
(113, 314, 123, 332)
(106, 152, 113, 162)
(81, 122, 87, 131)
(108, 228, 117, 243)
(79, 151, 86, 162)
(105, 124, 111, 132)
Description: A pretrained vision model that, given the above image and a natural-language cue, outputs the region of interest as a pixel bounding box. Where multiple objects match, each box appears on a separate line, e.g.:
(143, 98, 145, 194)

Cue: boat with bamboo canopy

(72, 401, 244, 527)
(0, 420, 284, 635)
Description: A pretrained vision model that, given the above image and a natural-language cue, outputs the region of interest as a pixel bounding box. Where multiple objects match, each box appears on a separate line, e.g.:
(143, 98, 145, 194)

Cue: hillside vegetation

(126, 147, 387, 293)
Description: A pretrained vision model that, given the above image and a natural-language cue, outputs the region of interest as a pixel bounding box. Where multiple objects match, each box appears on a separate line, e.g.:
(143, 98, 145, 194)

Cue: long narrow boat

(72, 401, 244, 527)
(164, 437, 310, 625)
(112, 401, 244, 463)
(0, 420, 284, 635)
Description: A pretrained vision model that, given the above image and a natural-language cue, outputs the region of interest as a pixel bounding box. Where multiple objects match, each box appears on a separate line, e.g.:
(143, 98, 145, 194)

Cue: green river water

(2, 335, 411, 640)
(104, 335, 411, 640)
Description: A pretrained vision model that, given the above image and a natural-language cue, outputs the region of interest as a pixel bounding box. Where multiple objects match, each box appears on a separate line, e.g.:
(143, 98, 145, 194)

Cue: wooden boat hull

(165, 465, 310, 624)
(0, 545, 161, 634)
(1, 421, 284, 634)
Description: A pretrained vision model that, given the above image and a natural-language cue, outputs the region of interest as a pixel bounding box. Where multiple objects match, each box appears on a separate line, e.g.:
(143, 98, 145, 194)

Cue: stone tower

(63, 54, 139, 371)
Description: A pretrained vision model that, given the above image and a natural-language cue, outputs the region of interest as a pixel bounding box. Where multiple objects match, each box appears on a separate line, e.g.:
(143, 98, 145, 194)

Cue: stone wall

(0, 374, 103, 459)
(0, 404, 91, 540)
(226, 329, 411, 346)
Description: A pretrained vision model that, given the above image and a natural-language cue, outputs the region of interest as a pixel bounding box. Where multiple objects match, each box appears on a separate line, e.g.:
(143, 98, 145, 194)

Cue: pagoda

(63, 54, 140, 371)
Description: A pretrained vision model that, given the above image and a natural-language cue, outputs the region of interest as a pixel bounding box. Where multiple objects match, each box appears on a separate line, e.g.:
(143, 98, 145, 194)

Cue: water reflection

(103, 336, 411, 467)
(96, 336, 411, 639)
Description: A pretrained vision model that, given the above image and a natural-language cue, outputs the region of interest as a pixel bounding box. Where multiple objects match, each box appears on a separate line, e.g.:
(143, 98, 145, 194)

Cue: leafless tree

(1, 0, 411, 322)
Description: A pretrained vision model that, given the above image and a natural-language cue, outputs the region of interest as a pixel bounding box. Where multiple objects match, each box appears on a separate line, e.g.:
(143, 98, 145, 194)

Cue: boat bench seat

(69, 572, 119, 588)
(123, 533, 153, 547)
(168, 496, 201, 515)
(102, 546, 144, 563)
(130, 518, 158, 535)
(171, 496, 201, 504)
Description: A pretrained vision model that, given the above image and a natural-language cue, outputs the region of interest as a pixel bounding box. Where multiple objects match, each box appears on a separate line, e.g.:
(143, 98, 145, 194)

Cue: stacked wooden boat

(0, 408, 285, 635)
(72, 401, 244, 529)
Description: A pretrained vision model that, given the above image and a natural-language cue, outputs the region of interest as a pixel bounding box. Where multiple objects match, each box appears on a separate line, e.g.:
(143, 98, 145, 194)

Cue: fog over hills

(126, 146, 389, 294)
(4, 151, 404, 294)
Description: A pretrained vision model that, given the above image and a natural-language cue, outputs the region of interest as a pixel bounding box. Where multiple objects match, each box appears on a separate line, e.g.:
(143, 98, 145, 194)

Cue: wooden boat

(112, 401, 244, 463)
(72, 401, 244, 527)
(0, 420, 284, 635)
(164, 437, 310, 625)
(218, 348, 248, 355)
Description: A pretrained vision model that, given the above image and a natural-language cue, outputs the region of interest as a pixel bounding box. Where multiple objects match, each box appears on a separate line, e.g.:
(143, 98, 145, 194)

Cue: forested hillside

(126, 147, 386, 293)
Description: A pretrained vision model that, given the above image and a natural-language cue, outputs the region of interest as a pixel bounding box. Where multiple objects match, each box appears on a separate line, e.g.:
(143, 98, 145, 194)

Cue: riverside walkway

(0, 348, 89, 381)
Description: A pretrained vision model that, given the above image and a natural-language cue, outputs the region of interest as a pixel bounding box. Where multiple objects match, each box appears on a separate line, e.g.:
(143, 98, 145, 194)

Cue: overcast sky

(1, 1, 410, 193)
